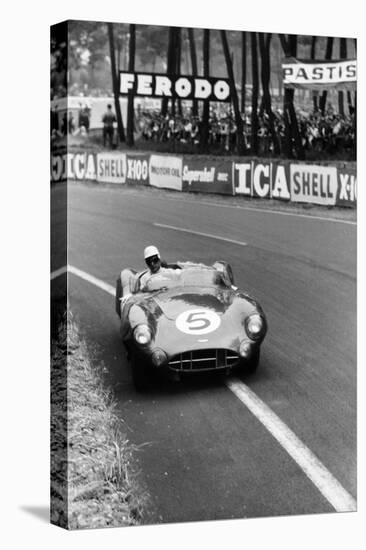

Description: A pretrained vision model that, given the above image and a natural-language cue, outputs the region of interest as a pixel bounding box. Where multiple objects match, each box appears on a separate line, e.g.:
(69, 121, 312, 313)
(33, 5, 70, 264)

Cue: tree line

(55, 22, 357, 159)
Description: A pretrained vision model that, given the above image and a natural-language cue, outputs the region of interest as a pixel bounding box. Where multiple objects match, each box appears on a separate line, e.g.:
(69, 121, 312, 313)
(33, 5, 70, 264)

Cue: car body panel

(117, 263, 267, 375)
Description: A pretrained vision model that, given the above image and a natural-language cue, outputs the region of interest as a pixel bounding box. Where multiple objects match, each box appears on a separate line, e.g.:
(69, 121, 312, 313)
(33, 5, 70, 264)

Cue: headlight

(133, 324, 152, 345)
(245, 314, 265, 340)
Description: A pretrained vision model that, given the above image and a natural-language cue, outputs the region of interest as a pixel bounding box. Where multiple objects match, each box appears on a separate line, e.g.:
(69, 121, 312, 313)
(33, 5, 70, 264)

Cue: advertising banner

(149, 155, 183, 191)
(233, 160, 291, 201)
(182, 158, 233, 195)
(51, 154, 67, 183)
(119, 72, 231, 102)
(336, 167, 357, 207)
(126, 154, 150, 185)
(290, 164, 337, 206)
(282, 58, 357, 90)
(51, 152, 97, 183)
(97, 152, 126, 184)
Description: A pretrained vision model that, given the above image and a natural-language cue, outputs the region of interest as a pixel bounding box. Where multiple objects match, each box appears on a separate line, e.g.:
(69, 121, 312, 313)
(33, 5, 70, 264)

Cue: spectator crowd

(135, 106, 356, 158)
(51, 103, 91, 141)
(50, 89, 356, 160)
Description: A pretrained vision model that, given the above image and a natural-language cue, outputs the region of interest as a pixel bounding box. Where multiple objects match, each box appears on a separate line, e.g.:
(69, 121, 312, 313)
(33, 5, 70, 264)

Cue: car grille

(168, 349, 239, 372)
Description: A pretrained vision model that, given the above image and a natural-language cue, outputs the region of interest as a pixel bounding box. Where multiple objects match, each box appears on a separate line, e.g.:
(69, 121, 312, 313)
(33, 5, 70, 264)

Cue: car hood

(152, 285, 235, 320)
(136, 285, 262, 356)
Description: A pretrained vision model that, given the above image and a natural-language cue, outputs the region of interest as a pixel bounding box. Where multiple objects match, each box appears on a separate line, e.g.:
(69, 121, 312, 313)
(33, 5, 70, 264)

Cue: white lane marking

(50, 266, 67, 280)
(151, 195, 356, 226)
(68, 265, 115, 296)
(64, 264, 357, 513)
(226, 378, 356, 512)
(154, 223, 247, 246)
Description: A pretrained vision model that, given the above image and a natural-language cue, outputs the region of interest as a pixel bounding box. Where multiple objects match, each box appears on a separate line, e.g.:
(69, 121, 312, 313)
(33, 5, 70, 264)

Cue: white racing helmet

(144, 245, 160, 260)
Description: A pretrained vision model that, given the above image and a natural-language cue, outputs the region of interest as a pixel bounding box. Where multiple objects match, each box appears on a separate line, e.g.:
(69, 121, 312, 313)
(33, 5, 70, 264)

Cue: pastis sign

(282, 58, 357, 89)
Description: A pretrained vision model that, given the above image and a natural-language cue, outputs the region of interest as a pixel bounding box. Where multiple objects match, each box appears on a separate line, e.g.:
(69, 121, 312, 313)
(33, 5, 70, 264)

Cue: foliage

(51, 312, 149, 529)
(66, 21, 356, 88)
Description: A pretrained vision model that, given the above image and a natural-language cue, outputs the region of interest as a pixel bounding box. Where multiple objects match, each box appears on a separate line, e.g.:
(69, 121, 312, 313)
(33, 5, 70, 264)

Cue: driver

(120, 245, 180, 307)
(139, 245, 181, 291)
(140, 245, 163, 281)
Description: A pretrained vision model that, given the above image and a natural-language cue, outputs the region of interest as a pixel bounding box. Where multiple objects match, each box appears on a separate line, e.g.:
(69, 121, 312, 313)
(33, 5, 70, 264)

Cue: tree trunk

(338, 38, 347, 115)
(258, 33, 280, 155)
(126, 24, 136, 146)
(241, 32, 247, 114)
(162, 27, 175, 116)
(347, 90, 353, 115)
(107, 23, 125, 143)
(176, 28, 182, 116)
(279, 33, 304, 159)
(188, 28, 198, 116)
(221, 30, 245, 154)
(249, 32, 259, 155)
(200, 29, 210, 151)
(319, 37, 334, 114)
(310, 36, 318, 111)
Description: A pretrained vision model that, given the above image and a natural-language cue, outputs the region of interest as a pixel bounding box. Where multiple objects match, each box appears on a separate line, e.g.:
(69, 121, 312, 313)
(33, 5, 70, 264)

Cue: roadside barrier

(51, 149, 356, 208)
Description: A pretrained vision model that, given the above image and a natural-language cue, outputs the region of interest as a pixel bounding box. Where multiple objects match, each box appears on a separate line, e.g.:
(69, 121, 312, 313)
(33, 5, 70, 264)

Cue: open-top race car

(115, 261, 267, 390)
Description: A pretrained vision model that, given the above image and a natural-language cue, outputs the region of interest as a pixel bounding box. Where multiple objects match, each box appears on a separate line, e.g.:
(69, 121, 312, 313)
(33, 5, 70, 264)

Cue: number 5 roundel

(175, 309, 221, 335)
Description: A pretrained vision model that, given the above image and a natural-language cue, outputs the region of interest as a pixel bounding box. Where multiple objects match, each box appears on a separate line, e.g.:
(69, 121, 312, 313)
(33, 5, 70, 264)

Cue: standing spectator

(78, 104, 90, 133)
(102, 104, 116, 148)
(51, 104, 59, 134)
(61, 111, 67, 136)
(68, 111, 75, 135)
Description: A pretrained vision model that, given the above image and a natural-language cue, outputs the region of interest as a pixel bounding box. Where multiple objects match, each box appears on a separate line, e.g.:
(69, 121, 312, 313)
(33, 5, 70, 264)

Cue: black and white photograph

(50, 15, 357, 530)
(4, 1, 363, 548)
(51, 14, 357, 529)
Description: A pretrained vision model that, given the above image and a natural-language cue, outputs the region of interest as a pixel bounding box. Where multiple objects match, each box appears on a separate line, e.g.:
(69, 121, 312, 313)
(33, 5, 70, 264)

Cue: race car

(115, 261, 267, 390)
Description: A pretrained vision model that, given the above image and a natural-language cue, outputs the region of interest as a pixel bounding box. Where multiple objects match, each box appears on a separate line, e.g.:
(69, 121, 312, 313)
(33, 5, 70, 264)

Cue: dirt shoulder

(51, 313, 149, 530)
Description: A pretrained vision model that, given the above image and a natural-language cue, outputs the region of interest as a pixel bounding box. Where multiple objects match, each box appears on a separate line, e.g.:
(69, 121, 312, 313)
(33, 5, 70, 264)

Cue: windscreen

(142, 267, 225, 292)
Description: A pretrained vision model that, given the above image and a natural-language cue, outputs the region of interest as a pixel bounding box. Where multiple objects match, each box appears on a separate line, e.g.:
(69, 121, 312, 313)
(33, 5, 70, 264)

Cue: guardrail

(50, 149, 356, 208)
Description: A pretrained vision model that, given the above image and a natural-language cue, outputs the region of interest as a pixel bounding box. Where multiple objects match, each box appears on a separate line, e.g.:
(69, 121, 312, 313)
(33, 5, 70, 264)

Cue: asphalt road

(65, 182, 356, 523)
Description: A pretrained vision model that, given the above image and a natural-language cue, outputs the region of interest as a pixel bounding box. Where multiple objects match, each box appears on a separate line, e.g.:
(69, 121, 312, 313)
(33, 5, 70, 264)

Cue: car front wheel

(242, 348, 260, 375)
(131, 354, 150, 392)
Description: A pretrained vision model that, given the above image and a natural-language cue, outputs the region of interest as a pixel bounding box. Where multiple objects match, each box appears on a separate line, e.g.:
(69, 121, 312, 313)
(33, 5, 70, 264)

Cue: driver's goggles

(146, 255, 160, 266)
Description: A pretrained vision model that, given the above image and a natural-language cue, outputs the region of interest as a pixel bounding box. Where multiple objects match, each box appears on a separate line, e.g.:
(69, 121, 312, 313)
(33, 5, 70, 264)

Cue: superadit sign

(182, 158, 233, 195)
(119, 72, 231, 102)
(282, 58, 357, 89)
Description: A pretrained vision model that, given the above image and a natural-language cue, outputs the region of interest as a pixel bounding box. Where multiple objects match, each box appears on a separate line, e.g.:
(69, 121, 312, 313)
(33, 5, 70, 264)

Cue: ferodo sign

(336, 167, 357, 207)
(97, 152, 126, 184)
(149, 155, 182, 191)
(290, 164, 337, 206)
(119, 71, 231, 102)
(182, 158, 233, 195)
(233, 161, 290, 200)
(51, 152, 97, 182)
(126, 154, 149, 185)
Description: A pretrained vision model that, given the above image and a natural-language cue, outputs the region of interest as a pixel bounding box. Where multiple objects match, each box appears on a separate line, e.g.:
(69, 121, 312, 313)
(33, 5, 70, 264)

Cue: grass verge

(51, 312, 149, 529)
